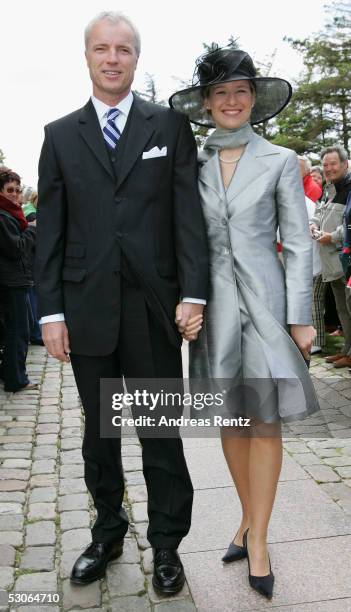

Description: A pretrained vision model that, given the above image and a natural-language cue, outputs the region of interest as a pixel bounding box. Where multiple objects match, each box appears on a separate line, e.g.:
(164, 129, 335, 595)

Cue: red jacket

(303, 175, 322, 203)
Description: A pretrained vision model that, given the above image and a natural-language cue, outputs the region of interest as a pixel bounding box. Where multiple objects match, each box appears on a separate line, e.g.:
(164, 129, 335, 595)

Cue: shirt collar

(91, 91, 134, 121)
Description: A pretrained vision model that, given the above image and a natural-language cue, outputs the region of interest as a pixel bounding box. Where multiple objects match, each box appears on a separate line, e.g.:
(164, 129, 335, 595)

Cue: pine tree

(135, 74, 166, 105)
(271, 2, 351, 154)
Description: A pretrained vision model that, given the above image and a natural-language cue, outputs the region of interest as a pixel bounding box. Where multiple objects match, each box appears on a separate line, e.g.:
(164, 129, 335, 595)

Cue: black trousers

(70, 278, 193, 548)
(0, 286, 30, 392)
(28, 286, 42, 343)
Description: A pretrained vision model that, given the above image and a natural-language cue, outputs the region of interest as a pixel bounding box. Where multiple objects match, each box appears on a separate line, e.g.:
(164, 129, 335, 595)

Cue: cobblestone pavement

(283, 355, 351, 515)
(0, 345, 350, 611)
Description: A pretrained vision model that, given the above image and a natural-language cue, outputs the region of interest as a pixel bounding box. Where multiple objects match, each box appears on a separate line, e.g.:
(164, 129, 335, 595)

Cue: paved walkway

(0, 345, 350, 611)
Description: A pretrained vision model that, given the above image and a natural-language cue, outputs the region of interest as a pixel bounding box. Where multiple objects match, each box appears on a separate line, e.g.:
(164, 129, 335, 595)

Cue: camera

(312, 229, 322, 240)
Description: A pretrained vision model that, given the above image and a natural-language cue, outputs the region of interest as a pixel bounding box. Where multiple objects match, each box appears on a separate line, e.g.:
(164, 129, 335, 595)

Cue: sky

(1, 0, 333, 188)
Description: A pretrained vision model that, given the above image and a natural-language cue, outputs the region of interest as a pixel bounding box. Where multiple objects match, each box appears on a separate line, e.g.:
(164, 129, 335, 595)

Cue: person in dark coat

(0, 168, 37, 392)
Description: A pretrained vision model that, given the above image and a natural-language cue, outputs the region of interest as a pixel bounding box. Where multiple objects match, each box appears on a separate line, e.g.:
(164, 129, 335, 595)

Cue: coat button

(116, 232, 123, 238)
(115, 196, 123, 204)
(224, 247, 230, 255)
(221, 218, 228, 225)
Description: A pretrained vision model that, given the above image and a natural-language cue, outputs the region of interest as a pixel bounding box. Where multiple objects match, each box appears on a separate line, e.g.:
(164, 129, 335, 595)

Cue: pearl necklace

(219, 154, 242, 164)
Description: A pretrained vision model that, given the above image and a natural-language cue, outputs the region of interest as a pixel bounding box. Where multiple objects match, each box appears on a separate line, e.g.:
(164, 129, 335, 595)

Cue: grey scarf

(204, 122, 254, 151)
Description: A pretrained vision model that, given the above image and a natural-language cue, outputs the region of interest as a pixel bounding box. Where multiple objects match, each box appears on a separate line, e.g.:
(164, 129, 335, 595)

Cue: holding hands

(174, 305, 316, 356)
(175, 302, 204, 342)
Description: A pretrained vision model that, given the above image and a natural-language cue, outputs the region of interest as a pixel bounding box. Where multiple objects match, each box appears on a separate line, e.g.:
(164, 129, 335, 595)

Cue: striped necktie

(103, 108, 121, 149)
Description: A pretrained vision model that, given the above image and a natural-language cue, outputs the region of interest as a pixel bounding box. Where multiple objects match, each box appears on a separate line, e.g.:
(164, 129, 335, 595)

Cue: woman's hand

(290, 325, 316, 360)
(175, 303, 203, 342)
(182, 314, 203, 341)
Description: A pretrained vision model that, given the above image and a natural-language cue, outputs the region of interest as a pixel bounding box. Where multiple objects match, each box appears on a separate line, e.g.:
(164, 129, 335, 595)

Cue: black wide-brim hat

(169, 47, 292, 127)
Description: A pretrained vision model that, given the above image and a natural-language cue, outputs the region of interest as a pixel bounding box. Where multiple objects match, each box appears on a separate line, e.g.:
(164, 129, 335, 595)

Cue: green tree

(271, 2, 351, 154)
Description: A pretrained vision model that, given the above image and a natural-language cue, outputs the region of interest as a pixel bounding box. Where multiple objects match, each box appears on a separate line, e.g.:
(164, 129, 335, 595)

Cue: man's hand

(317, 231, 332, 245)
(42, 321, 71, 362)
(175, 303, 204, 341)
(290, 324, 316, 360)
(309, 223, 318, 237)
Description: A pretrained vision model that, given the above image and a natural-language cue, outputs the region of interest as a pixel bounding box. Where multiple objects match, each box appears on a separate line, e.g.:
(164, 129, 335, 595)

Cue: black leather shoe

(243, 529, 274, 600)
(222, 535, 247, 563)
(70, 540, 123, 585)
(152, 549, 185, 595)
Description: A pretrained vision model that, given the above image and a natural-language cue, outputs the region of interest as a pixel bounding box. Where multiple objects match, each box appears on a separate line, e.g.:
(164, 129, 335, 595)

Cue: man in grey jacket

(310, 145, 351, 368)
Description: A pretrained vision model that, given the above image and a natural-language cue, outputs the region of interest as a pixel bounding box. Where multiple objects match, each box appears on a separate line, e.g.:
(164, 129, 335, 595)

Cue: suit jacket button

(116, 232, 123, 238)
(115, 196, 122, 204)
(221, 218, 228, 225)
(111, 156, 116, 162)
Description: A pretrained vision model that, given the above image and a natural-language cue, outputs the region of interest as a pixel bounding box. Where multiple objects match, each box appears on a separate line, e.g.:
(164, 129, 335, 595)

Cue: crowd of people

(0, 167, 42, 392)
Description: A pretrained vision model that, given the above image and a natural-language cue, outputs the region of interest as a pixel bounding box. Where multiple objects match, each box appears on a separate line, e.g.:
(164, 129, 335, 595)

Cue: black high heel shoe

(243, 528, 274, 600)
(222, 531, 248, 563)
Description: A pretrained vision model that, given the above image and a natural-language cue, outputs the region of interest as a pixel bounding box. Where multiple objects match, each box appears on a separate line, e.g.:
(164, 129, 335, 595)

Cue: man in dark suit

(35, 11, 208, 594)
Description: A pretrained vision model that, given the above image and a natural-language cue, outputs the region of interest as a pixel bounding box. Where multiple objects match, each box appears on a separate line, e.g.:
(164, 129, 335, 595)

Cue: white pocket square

(142, 146, 167, 159)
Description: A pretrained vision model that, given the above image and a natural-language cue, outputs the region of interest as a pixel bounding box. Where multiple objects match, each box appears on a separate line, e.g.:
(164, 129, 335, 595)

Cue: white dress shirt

(40, 92, 205, 324)
(91, 91, 133, 134)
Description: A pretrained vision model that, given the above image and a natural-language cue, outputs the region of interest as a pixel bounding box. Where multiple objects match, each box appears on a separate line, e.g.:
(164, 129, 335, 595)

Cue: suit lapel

(78, 100, 114, 181)
(115, 95, 155, 191)
(225, 149, 267, 204)
(198, 150, 226, 201)
(226, 135, 279, 204)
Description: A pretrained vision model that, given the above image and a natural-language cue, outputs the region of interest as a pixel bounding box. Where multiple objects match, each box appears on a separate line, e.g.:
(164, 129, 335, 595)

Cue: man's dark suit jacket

(35, 95, 208, 355)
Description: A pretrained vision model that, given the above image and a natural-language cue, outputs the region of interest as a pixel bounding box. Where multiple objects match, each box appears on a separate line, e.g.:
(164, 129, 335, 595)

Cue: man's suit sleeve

(35, 125, 67, 318)
(172, 115, 209, 300)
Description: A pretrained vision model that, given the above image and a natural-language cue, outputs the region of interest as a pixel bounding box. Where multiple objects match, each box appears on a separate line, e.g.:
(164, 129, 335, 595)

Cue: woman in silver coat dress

(170, 47, 319, 600)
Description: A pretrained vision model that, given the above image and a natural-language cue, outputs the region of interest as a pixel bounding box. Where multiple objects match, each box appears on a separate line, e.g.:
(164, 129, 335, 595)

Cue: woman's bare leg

(220, 430, 250, 545)
(221, 424, 282, 570)
(247, 426, 282, 575)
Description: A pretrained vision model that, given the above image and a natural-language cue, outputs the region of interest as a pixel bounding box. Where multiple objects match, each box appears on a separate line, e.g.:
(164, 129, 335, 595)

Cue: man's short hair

(320, 145, 349, 163)
(84, 11, 141, 57)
